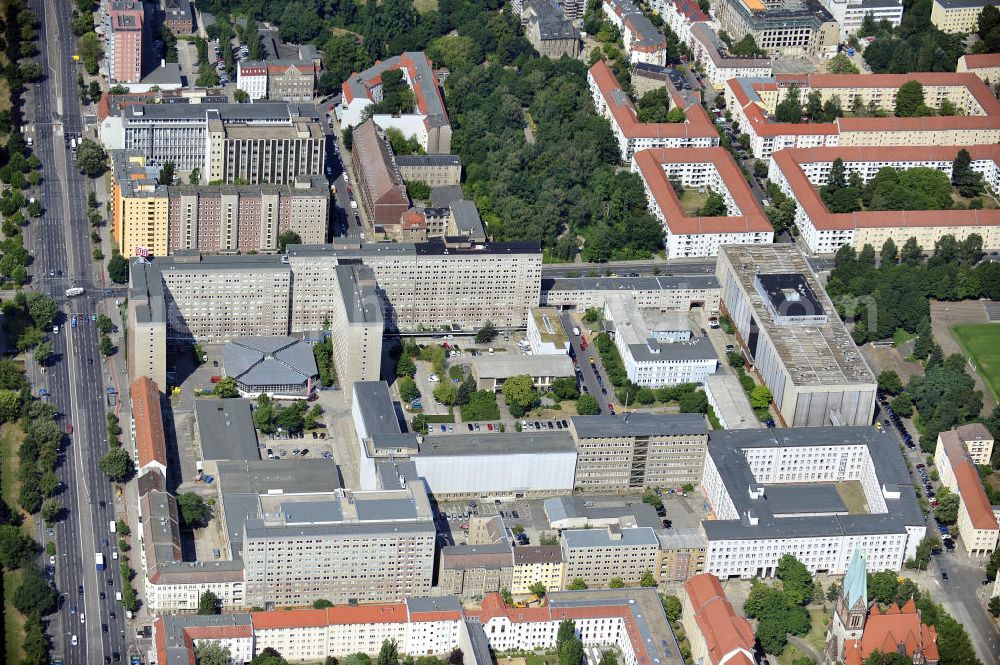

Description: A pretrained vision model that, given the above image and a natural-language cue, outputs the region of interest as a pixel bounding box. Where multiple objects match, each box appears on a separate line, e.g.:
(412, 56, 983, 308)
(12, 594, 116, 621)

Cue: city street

(27, 0, 130, 662)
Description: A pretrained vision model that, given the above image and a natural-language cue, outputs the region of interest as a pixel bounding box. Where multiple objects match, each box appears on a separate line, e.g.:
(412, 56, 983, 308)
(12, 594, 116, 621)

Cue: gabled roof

(683, 574, 755, 665)
(844, 600, 939, 665)
(132, 377, 167, 473)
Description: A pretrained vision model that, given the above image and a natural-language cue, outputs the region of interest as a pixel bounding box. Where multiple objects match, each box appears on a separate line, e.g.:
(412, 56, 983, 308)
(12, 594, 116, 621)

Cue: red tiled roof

(732, 73, 1000, 139)
(132, 376, 167, 471)
(962, 53, 1000, 69)
(844, 600, 939, 665)
(251, 602, 462, 631)
(684, 574, 755, 665)
(589, 61, 717, 141)
(633, 147, 771, 235)
(941, 430, 999, 531)
(769, 145, 1000, 231)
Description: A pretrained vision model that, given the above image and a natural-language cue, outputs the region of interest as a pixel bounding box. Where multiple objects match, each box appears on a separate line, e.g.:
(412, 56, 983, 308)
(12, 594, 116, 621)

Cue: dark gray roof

(544, 496, 661, 528)
(216, 458, 343, 495)
(353, 382, 421, 450)
(527, 0, 581, 40)
(562, 526, 659, 549)
(336, 264, 382, 324)
(406, 596, 463, 614)
(690, 23, 771, 68)
(934, 0, 990, 7)
(417, 431, 576, 456)
(141, 63, 183, 86)
(376, 459, 419, 490)
(355, 498, 419, 521)
(626, 336, 718, 362)
(281, 499, 344, 524)
(195, 398, 260, 461)
(761, 484, 846, 515)
(159, 614, 252, 665)
(704, 427, 924, 541)
(430, 185, 465, 208)
(222, 336, 318, 388)
(450, 200, 486, 240)
(604, 0, 665, 48)
(542, 274, 720, 292)
(571, 413, 708, 438)
(123, 101, 319, 123)
(440, 543, 514, 570)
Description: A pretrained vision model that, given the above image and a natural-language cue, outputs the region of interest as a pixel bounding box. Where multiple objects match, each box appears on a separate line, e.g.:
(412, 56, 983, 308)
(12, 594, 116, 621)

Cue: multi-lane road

(28, 1, 128, 663)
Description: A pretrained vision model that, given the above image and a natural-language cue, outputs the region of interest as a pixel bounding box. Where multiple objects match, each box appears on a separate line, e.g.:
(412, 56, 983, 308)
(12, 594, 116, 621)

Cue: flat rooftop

(571, 413, 708, 438)
(542, 274, 720, 292)
(472, 354, 575, 379)
(417, 431, 577, 456)
(530, 308, 568, 347)
(195, 399, 260, 461)
(703, 427, 924, 541)
(719, 245, 875, 387)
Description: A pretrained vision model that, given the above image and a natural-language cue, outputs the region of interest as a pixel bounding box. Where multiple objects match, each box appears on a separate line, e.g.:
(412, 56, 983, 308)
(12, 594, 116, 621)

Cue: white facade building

(604, 294, 717, 387)
(701, 428, 926, 579)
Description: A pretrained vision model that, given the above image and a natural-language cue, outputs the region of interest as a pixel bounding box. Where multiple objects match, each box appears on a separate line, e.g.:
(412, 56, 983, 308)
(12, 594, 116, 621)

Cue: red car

(66, 423, 74, 434)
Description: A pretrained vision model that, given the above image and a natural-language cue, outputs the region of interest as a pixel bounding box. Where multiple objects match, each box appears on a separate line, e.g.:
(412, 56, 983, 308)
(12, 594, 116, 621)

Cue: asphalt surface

(560, 312, 613, 414)
(28, 1, 128, 663)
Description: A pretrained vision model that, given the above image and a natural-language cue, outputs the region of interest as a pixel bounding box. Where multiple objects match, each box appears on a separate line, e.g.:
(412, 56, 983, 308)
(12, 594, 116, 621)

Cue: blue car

(440, 424, 447, 432)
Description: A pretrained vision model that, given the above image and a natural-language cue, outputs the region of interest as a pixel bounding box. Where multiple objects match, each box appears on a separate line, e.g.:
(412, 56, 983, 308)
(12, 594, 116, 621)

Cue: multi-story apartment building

(511, 546, 565, 594)
(701, 427, 926, 578)
(352, 121, 411, 229)
(340, 52, 452, 153)
(588, 61, 718, 161)
(603, 0, 668, 64)
(561, 526, 660, 587)
(240, 479, 437, 607)
(237, 60, 317, 101)
(127, 261, 168, 388)
(654, 0, 708, 47)
(952, 422, 995, 466)
(130, 254, 294, 345)
(106, 1, 145, 84)
(726, 72, 1000, 158)
(935, 427, 999, 556)
(327, 265, 384, 395)
(716, 245, 877, 427)
(112, 151, 329, 257)
(569, 413, 709, 492)
(632, 147, 773, 258)
(140, 490, 246, 612)
(394, 154, 462, 187)
(541, 274, 721, 312)
(121, 103, 325, 182)
(439, 545, 514, 597)
(689, 23, 772, 89)
(657, 529, 707, 583)
(603, 294, 718, 387)
(155, 589, 684, 665)
(289, 240, 542, 331)
(714, 0, 839, 56)
(931, 0, 993, 32)
(768, 145, 1000, 255)
(958, 53, 1000, 88)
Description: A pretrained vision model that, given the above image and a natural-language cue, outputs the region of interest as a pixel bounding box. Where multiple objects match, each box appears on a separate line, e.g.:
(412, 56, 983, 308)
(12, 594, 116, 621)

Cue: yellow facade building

(931, 0, 992, 33)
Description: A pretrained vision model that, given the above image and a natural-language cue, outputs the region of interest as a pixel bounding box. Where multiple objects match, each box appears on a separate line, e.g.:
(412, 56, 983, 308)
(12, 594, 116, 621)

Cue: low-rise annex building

(767, 145, 1000, 255)
(631, 146, 773, 258)
(726, 72, 1000, 158)
(588, 60, 718, 161)
(540, 274, 721, 313)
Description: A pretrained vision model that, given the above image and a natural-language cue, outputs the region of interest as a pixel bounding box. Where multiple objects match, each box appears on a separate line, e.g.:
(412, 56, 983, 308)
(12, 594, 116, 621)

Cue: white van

(109, 520, 116, 534)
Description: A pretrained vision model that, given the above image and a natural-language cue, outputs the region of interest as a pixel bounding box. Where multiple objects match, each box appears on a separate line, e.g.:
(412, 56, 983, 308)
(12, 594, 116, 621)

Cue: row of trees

(826, 234, 1000, 345)
(252, 395, 324, 435)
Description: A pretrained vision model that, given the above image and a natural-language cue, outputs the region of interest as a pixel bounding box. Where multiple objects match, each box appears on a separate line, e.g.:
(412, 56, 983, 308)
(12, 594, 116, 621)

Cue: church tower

(825, 550, 869, 663)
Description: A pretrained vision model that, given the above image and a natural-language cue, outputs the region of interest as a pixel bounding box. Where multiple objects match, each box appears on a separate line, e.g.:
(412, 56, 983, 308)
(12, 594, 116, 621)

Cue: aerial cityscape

(0, 0, 998, 664)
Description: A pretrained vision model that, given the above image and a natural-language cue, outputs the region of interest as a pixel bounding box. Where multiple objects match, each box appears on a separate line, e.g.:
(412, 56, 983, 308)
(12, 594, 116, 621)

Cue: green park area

(952, 323, 1000, 401)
